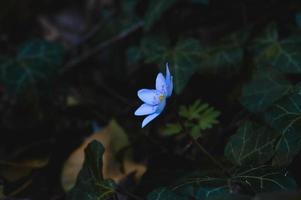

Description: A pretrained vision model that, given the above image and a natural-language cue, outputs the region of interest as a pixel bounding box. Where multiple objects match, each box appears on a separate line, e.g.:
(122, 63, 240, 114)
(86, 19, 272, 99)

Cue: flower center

(159, 94, 165, 102)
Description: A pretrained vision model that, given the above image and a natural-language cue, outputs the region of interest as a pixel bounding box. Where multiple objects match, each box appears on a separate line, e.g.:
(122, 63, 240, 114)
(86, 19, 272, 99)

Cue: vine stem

(191, 137, 231, 178)
(179, 118, 230, 177)
(59, 20, 144, 74)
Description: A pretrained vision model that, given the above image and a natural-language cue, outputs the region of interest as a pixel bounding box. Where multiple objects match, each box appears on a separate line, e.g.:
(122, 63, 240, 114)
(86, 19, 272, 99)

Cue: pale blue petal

(134, 103, 158, 116)
(137, 89, 161, 105)
(156, 73, 167, 94)
(165, 63, 173, 97)
(142, 112, 160, 128)
(156, 99, 166, 114)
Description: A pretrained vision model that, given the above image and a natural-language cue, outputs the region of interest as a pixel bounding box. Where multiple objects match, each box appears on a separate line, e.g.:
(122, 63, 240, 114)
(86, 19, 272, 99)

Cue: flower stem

(191, 137, 230, 177)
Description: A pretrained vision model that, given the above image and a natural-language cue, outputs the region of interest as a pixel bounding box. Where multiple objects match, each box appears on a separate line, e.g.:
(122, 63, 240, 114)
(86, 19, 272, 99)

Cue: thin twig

(60, 20, 144, 74)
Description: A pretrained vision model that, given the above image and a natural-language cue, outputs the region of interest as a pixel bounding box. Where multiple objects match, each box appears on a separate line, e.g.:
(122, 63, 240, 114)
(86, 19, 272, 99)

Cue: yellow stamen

(159, 94, 164, 101)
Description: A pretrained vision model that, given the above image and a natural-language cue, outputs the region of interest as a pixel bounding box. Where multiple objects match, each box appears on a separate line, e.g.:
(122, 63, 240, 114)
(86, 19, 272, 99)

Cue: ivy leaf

(196, 187, 229, 199)
(225, 121, 277, 166)
(170, 38, 202, 93)
(206, 194, 251, 200)
(144, 0, 179, 30)
(232, 166, 297, 193)
(252, 24, 301, 73)
(240, 69, 292, 113)
(121, 0, 137, 15)
(295, 12, 301, 28)
(175, 185, 230, 200)
(141, 37, 202, 93)
(67, 140, 116, 200)
(172, 178, 250, 200)
(0, 39, 64, 94)
(141, 35, 169, 63)
(147, 187, 187, 200)
(199, 31, 246, 75)
(264, 91, 301, 166)
(127, 46, 143, 64)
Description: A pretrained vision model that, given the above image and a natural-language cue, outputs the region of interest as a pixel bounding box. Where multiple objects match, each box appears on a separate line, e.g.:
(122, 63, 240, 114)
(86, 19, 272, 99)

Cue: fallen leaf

(61, 120, 147, 191)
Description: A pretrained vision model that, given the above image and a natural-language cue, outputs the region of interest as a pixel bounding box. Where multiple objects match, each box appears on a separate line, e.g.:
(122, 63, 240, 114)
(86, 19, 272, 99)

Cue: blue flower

(135, 63, 173, 128)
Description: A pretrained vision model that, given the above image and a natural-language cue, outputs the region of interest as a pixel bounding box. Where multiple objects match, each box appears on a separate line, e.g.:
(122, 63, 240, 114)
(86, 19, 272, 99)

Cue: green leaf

(67, 140, 116, 200)
(175, 185, 230, 200)
(141, 35, 169, 63)
(232, 166, 297, 193)
(179, 100, 208, 120)
(296, 12, 301, 28)
(127, 46, 143, 64)
(196, 187, 228, 199)
(163, 123, 182, 136)
(206, 194, 251, 200)
(144, 0, 179, 30)
(147, 187, 187, 200)
(240, 69, 292, 113)
(172, 178, 251, 200)
(264, 91, 301, 166)
(121, 0, 137, 15)
(179, 100, 220, 139)
(225, 121, 277, 166)
(141, 37, 202, 93)
(170, 38, 202, 93)
(199, 31, 246, 75)
(252, 24, 301, 73)
(0, 39, 64, 94)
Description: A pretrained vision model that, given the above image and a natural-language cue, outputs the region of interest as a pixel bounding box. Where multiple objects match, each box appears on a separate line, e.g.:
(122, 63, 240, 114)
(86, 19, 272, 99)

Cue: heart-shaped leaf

(0, 39, 64, 94)
(225, 121, 277, 166)
(240, 69, 292, 113)
(252, 24, 301, 74)
(264, 91, 301, 166)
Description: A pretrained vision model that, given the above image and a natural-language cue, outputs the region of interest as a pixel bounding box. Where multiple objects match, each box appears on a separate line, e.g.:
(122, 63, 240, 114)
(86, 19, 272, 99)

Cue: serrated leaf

(232, 166, 297, 193)
(144, 0, 179, 30)
(252, 24, 301, 73)
(0, 39, 64, 94)
(147, 187, 187, 200)
(225, 121, 277, 166)
(198, 107, 220, 130)
(240, 69, 292, 113)
(67, 140, 116, 200)
(163, 123, 182, 136)
(179, 100, 208, 120)
(179, 100, 220, 139)
(264, 92, 301, 166)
